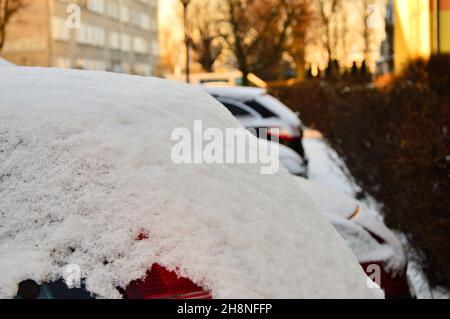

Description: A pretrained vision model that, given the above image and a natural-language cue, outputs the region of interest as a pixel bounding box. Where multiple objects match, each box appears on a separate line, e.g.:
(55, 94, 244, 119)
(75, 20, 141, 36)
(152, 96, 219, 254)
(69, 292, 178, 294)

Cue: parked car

(295, 177, 413, 299)
(1, 67, 382, 299)
(257, 139, 307, 177)
(277, 142, 307, 177)
(203, 86, 307, 161)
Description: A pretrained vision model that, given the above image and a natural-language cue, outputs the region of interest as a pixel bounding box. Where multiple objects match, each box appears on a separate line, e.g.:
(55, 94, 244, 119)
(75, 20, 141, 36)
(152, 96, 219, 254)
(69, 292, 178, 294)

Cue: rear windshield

(222, 103, 252, 116)
(244, 99, 277, 118)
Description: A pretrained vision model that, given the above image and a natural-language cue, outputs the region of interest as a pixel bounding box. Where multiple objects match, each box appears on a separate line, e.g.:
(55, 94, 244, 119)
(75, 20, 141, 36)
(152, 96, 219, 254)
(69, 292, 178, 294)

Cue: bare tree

(286, 0, 313, 78)
(317, 0, 339, 66)
(0, 0, 26, 51)
(188, 1, 223, 72)
(340, 1, 350, 66)
(362, 0, 376, 65)
(219, 0, 309, 85)
(159, 27, 181, 75)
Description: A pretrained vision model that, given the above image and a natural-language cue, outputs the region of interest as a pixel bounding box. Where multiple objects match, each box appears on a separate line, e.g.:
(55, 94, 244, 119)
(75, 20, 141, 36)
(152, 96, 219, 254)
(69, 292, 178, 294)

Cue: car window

(244, 100, 277, 118)
(222, 103, 252, 116)
(15, 279, 95, 299)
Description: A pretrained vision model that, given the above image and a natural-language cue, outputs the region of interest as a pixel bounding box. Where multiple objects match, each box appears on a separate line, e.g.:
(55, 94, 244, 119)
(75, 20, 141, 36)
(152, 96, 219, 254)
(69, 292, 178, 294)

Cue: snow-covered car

(0, 67, 383, 299)
(203, 86, 307, 160)
(278, 143, 307, 177)
(271, 141, 307, 177)
(295, 177, 412, 299)
(0, 57, 15, 67)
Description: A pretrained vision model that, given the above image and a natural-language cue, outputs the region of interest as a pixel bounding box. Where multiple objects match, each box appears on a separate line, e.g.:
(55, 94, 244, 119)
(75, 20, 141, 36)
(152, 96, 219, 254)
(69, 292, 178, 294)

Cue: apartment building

(394, 0, 450, 72)
(2, 0, 159, 76)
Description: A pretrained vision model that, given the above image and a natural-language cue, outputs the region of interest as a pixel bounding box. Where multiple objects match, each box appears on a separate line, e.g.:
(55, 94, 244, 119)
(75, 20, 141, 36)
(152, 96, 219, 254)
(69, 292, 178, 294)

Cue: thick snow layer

(203, 86, 266, 101)
(0, 67, 382, 299)
(295, 177, 399, 266)
(302, 138, 406, 272)
(353, 207, 406, 272)
(304, 137, 361, 197)
(326, 213, 395, 264)
(295, 177, 358, 219)
(407, 260, 450, 299)
(277, 143, 306, 176)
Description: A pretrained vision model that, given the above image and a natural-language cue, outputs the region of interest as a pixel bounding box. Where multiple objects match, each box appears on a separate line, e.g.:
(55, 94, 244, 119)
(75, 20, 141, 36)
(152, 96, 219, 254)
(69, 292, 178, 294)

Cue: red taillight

(267, 128, 299, 142)
(124, 264, 211, 299)
(361, 262, 411, 299)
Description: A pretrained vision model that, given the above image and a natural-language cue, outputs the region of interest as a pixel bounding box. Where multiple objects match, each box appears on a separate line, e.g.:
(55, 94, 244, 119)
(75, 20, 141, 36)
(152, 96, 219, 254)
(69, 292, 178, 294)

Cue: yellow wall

(395, 0, 450, 72)
(394, 0, 431, 72)
(439, 3, 450, 52)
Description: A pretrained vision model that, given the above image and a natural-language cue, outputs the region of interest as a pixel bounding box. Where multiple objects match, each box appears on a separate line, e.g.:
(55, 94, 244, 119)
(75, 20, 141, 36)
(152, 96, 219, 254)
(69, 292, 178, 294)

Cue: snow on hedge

(0, 67, 383, 299)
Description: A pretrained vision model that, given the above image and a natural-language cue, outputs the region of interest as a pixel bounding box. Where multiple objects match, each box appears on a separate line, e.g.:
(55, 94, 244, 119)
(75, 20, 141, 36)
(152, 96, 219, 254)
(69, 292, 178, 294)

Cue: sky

(158, 0, 183, 44)
(159, 0, 176, 17)
(159, 0, 179, 28)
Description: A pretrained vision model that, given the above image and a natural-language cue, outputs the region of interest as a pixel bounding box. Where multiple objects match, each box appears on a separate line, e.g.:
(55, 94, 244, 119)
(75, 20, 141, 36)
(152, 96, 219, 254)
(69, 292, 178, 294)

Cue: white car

(263, 140, 307, 177)
(278, 143, 307, 177)
(203, 86, 307, 160)
(0, 67, 382, 299)
(295, 177, 412, 299)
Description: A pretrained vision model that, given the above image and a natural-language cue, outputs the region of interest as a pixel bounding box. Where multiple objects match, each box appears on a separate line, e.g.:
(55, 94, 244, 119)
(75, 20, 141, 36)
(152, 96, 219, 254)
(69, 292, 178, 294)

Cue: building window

(133, 37, 148, 54)
(120, 33, 131, 52)
(132, 12, 150, 30)
(134, 63, 151, 76)
(55, 57, 71, 69)
(107, 1, 120, 20)
(75, 58, 107, 71)
(151, 40, 159, 56)
(109, 31, 120, 50)
(87, 0, 105, 15)
(120, 5, 130, 23)
(76, 24, 106, 47)
(52, 17, 70, 41)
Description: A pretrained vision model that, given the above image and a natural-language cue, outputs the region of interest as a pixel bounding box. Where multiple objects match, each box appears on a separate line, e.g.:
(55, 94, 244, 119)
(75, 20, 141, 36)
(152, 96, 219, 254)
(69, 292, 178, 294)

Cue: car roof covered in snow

(0, 57, 15, 67)
(0, 67, 382, 299)
(203, 85, 266, 101)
